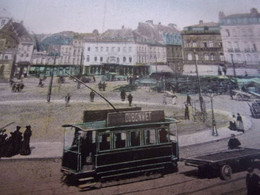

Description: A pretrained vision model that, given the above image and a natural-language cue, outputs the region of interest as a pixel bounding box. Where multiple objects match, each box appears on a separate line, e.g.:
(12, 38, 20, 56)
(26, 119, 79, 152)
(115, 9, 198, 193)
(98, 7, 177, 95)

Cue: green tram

(61, 108, 179, 189)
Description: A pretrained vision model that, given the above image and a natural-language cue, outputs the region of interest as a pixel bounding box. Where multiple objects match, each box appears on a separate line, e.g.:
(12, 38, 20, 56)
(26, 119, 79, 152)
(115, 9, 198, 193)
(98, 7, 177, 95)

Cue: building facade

(182, 20, 224, 65)
(83, 27, 166, 76)
(219, 8, 260, 66)
(0, 20, 34, 79)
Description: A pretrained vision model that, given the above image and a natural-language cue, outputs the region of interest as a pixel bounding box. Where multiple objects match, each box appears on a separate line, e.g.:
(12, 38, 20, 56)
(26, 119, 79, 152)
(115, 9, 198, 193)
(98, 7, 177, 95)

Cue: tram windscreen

(64, 127, 77, 150)
(169, 123, 178, 142)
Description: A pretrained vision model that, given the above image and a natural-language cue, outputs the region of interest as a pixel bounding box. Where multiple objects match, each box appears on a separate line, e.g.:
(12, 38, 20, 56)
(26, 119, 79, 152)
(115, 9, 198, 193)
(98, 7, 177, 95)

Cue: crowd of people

(0, 125, 32, 157)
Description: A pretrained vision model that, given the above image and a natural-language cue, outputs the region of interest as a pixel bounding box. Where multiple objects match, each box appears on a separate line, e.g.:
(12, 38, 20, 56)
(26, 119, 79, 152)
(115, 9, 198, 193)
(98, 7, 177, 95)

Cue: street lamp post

(205, 93, 218, 136)
(194, 51, 204, 114)
(77, 51, 84, 89)
(47, 54, 57, 103)
(230, 54, 237, 85)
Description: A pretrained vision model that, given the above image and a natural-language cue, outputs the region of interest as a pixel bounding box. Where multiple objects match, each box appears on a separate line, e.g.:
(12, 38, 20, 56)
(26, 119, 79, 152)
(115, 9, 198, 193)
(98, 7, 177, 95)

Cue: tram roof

(63, 118, 177, 132)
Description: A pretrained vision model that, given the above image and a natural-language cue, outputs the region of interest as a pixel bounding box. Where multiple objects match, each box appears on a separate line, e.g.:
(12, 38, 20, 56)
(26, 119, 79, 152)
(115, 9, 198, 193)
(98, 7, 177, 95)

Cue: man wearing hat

(246, 167, 260, 195)
(228, 134, 241, 149)
(20, 125, 32, 155)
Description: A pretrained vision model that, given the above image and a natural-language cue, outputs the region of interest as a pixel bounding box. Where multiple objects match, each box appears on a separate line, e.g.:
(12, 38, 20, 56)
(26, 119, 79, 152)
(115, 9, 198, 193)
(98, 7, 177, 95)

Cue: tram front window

(64, 127, 78, 150)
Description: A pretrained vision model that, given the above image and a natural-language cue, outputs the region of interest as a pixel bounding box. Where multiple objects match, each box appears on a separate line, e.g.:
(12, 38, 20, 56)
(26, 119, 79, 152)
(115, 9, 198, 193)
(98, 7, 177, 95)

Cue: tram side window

(130, 131, 140, 146)
(99, 133, 110, 151)
(114, 132, 126, 149)
(144, 129, 156, 145)
(159, 128, 168, 143)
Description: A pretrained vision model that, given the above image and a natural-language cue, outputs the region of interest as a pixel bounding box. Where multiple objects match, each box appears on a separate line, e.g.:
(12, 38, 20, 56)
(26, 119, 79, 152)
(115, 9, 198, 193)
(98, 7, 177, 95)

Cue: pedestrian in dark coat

(127, 93, 133, 106)
(102, 82, 106, 91)
(90, 91, 95, 102)
(98, 82, 102, 91)
(184, 104, 190, 120)
(20, 125, 32, 155)
(236, 113, 245, 133)
(6, 126, 22, 156)
(246, 167, 260, 195)
(228, 134, 241, 149)
(186, 95, 191, 106)
(120, 89, 126, 101)
(65, 93, 71, 106)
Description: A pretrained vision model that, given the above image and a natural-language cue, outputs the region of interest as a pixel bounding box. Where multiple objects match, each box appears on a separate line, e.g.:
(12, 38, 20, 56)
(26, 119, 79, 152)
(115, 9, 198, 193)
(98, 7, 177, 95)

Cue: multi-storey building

(60, 39, 84, 65)
(182, 20, 224, 75)
(0, 20, 34, 79)
(83, 27, 166, 76)
(219, 8, 260, 66)
(136, 21, 181, 73)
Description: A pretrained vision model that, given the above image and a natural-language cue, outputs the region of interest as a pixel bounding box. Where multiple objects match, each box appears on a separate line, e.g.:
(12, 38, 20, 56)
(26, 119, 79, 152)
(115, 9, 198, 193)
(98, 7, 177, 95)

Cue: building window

(210, 54, 215, 61)
(118, 47, 120, 52)
(192, 42, 197, 47)
(129, 47, 132, 52)
(123, 56, 126, 62)
(203, 42, 207, 48)
(226, 29, 230, 36)
(95, 47, 98, 52)
(94, 57, 97, 62)
(106, 47, 109, 52)
(187, 53, 193, 61)
(209, 41, 213, 47)
(101, 47, 103, 52)
(204, 54, 209, 61)
(253, 43, 257, 52)
(86, 55, 90, 62)
(129, 57, 132, 63)
(100, 57, 103, 62)
(123, 47, 126, 52)
(220, 53, 224, 61)
(4, 55, 8, 60)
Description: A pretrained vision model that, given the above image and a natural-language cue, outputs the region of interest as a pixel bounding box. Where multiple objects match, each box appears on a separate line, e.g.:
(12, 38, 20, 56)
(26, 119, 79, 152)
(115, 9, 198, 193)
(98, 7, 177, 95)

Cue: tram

(61, 107, 179, 188)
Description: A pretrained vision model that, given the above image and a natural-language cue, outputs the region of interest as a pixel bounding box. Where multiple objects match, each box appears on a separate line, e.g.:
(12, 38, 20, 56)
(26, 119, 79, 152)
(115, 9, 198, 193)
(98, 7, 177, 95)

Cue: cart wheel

(220, 165, 232, 180)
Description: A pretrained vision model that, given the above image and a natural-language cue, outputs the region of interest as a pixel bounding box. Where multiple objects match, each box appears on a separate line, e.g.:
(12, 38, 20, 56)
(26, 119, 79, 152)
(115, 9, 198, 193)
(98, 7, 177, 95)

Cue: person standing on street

(228, 134, 241, 149)
(186, 94, 191, 106)
(120, 89, 126, 101)
(20, 125, 32, 155)
(65, 93, 71, 106)
(246, 167, 260, 195)
(90, 90, 95, 102)
(236, 113, 245, 133)
(184, 103, 189, 120)
(127, 93, 133, 107)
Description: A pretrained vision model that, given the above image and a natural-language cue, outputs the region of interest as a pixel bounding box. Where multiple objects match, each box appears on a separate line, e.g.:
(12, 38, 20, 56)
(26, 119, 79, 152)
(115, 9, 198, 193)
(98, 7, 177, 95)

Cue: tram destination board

(107, 110, 165, 126)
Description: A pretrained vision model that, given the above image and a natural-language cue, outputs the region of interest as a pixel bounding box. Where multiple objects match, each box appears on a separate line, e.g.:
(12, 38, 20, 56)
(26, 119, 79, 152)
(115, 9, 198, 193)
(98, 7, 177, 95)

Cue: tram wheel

(220, 165, 232, 180)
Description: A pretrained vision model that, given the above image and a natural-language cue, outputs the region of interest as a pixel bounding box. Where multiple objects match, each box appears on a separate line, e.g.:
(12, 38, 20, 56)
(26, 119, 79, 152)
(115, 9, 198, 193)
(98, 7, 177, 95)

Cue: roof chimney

(199, 20, 203, 25)
(122, 25, 124, 29)
(146, 20, 153, 25)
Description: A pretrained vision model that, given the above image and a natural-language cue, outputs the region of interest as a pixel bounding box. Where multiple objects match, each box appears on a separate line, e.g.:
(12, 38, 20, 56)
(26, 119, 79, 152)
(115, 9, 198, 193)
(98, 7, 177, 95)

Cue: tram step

(78, 182, 96, 189)
(101, 166, 164, 179)
(78, 177, 94, 182)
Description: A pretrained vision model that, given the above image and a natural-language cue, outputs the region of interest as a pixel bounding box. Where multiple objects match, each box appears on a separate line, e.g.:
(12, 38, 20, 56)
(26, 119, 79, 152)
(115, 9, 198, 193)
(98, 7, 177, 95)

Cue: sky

(0, 0, 260, 34)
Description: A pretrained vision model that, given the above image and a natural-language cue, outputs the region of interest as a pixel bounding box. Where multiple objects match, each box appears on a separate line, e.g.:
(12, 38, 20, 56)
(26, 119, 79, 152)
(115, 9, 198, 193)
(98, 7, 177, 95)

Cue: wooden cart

(183, 148, 260, 180)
